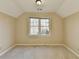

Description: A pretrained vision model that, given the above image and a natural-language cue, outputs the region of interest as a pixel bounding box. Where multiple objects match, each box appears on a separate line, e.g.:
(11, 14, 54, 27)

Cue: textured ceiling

(0, 0, 79, 17)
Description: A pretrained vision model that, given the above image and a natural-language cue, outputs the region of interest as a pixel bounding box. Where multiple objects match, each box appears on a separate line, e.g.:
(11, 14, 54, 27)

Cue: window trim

(28, 17, 51, 36)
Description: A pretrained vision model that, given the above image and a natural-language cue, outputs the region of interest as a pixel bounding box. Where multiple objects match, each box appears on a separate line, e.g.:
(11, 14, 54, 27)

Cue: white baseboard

(16, 44, 79, 58)
(0, 44, 64, 56)
(15, 44, 64, 46)
(0, 44, 79, 58)
(0, 45, 15, 56)
(64, 45, 79, 58)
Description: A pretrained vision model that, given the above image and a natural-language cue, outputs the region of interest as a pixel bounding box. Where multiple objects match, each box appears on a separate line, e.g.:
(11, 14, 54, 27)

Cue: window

(30, 17, 49, 35)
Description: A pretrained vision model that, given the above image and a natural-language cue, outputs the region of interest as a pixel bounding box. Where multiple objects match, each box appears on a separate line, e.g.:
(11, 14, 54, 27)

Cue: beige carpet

(0, 46, 78, 59)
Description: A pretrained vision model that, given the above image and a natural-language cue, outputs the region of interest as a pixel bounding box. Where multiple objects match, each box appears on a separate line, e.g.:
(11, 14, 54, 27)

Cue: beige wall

(64, 12, 79, 54)
(0, 12, 16, 52)
(0, 10, 79, 54)
(16, 12, 64, 44)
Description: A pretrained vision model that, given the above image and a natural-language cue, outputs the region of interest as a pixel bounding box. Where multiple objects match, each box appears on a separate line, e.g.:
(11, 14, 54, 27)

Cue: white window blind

(30, 17, 49, 35)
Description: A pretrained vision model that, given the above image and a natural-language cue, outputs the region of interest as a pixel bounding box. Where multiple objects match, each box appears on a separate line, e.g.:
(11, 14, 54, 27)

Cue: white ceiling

(0, 0, 79, 17)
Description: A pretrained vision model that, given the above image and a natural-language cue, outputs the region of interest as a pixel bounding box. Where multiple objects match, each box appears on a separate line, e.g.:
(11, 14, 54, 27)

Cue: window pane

(40, 27, 49, 35)
(30, 27, 39, 35)
(40, 19, 49, 26)
(30, 18, 39, 26)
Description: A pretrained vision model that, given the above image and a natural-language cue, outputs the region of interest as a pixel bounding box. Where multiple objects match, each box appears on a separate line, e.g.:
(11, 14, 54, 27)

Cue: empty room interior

(0, 0, 79, 59)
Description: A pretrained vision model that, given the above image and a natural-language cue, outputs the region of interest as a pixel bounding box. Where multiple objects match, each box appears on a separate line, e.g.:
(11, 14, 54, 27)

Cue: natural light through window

(30, 17, 49, 35)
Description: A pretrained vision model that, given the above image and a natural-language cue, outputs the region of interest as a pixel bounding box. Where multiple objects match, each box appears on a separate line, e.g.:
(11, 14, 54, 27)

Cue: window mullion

(39, 18, 41, 35)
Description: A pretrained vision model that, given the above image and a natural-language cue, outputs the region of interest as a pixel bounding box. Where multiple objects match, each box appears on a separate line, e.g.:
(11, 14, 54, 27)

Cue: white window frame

(29, 17, 50, 36)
